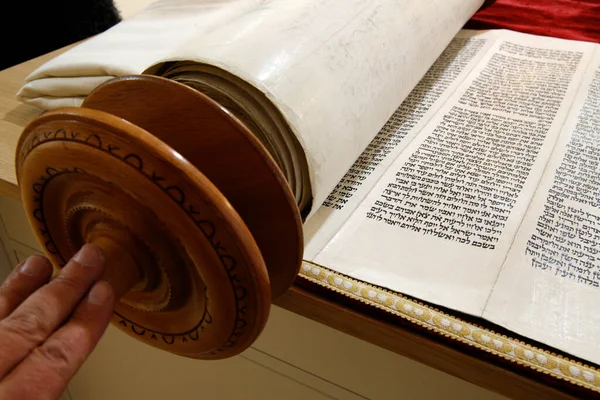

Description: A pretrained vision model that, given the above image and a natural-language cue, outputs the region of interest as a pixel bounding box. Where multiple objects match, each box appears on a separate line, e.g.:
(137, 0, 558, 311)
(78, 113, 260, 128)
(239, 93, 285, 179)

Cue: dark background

(1, 0, 121, 71)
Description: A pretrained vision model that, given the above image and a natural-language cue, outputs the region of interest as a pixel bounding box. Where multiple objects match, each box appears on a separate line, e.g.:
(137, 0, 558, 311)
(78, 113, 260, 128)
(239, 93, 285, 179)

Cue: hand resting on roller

(0, 244, 114, 400)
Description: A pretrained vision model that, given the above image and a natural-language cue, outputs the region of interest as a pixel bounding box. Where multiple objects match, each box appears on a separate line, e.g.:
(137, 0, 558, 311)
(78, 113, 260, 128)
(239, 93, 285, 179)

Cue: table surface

(0, 47, 596, 400)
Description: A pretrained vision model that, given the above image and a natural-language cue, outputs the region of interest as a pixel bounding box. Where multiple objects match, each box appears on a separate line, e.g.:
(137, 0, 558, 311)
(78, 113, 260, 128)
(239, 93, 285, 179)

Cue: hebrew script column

(304, 32, 492, 258)
(314, 30, 595, 316)
(483, 50, 600, 366)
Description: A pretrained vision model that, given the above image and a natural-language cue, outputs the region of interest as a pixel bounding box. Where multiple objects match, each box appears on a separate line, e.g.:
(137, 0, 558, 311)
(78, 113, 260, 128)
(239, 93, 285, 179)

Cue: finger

(0, 244, 105, 379)
(0, 255, 53, 319)
(0, 281, 114, 400)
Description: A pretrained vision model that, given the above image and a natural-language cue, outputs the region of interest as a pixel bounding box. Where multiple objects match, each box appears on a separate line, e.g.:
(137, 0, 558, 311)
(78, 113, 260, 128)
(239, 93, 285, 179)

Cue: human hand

(0, 244, 115, 400)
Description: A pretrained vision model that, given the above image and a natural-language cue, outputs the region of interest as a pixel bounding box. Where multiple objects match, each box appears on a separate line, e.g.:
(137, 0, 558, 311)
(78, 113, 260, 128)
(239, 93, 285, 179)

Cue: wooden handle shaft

(93, 236, 142, 300)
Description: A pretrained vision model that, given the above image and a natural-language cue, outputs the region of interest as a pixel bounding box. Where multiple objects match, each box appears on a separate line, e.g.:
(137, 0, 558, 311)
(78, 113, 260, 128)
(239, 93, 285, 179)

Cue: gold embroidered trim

(298, 260, 600, 392)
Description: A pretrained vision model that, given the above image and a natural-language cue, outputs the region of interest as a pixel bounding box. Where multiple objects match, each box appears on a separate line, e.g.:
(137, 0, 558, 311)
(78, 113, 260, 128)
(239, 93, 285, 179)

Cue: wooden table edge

(279, 278, 594, 400)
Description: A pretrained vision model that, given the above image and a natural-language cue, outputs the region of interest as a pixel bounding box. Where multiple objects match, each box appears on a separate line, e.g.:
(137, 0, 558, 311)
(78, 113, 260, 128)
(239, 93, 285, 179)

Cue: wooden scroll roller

(15, 75, 303, 360)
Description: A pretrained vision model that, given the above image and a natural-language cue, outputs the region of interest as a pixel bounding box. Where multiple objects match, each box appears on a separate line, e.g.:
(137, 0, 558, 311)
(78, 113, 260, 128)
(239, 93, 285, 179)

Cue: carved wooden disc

(82, 75, 303, 299)
(16, 107, 272, 359)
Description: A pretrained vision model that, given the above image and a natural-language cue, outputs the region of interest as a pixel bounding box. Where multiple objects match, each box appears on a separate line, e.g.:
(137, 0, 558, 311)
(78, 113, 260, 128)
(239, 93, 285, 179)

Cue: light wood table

(1, 48, 597, 400)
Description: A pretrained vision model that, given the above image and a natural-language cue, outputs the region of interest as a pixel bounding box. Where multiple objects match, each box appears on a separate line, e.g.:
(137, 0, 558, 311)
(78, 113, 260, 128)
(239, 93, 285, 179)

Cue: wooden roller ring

(15, 75, 303, 359)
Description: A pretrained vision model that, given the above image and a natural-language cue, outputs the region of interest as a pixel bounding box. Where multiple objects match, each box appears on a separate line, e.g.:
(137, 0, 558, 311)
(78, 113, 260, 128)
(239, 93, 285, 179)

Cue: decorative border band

(298, 260, 600, 393)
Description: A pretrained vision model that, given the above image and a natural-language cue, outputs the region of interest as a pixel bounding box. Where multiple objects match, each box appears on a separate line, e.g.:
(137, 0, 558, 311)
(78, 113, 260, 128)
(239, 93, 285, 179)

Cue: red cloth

(465, 0, 600, 43)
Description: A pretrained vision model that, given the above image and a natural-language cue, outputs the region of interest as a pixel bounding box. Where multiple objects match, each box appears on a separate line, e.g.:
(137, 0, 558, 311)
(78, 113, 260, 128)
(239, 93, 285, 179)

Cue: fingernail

(19, 256, 48, 276)
(88, 281, 113, 305)
(73, 244, 105, 267)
